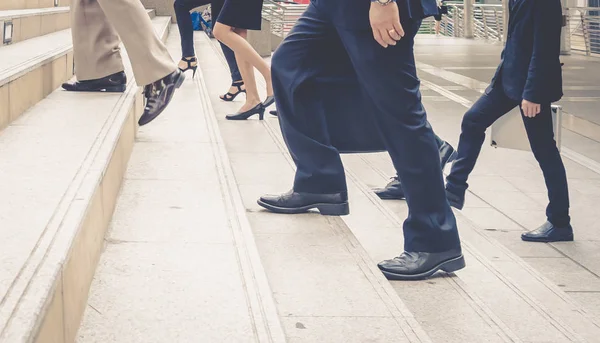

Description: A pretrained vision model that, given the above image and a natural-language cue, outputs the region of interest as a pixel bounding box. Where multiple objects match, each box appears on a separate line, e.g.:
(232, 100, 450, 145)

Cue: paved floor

(78, 29, 600, 342)
(412, 35, 600, 169)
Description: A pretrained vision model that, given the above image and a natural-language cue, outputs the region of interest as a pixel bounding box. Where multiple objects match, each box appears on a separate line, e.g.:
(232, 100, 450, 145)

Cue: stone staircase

(76, 27, 600, 342)
(196, 34, 600, 343)
(2, 9, 600, 343)
(0, 2, 165, 342)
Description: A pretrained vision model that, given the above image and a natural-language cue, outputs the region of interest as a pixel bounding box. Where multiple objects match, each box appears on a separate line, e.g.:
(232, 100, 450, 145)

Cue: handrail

(262, 0, 307, 38)
(565, 6, 600, 56)
(434, 4, 504, 41)
(259, 1, 600, 58)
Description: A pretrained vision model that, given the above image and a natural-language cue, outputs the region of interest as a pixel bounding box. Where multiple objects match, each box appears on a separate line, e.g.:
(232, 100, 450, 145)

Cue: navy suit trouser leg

(336, 24, 459, 253)
(272, 4, 460, 253)
(272, 4, 350, 195)
(446, 86, 517, 193)
(522, 105, 571, 227)
(447, 86, 570, 227)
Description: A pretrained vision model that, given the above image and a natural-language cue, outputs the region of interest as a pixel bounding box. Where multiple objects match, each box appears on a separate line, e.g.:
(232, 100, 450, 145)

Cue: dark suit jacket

(489, 0, 563, 103)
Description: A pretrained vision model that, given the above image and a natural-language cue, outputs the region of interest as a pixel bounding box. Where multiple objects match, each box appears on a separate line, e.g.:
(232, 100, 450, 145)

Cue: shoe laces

(143, 82, 165, 112)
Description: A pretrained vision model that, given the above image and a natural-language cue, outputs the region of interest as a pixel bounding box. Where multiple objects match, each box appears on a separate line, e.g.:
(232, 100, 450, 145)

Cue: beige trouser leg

(71, 0, 124, 81)
(71, 0, 176, 86)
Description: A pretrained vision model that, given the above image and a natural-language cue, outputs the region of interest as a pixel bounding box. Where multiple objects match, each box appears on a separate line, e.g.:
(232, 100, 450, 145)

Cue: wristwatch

(372, 0, 396, 5)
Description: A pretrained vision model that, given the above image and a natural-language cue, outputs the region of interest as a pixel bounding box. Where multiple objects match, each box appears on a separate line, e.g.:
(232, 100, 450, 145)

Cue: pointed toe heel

(226, 103, 264, 120)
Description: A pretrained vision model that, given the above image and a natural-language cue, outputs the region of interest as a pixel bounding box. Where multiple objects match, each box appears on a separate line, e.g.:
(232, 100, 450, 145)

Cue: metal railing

(472, 4, 504, 41)
(262, 0, 307, 38)
(260, 2, 600, 58)
(432, 3, 504, 41)
(565, 7, 600, 56)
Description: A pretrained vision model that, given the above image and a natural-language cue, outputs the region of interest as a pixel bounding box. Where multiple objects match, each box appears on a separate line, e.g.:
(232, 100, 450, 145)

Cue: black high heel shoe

(226, 103, 265, 121)
(220, 81, 246, 102)
(178, 57, 198, 78)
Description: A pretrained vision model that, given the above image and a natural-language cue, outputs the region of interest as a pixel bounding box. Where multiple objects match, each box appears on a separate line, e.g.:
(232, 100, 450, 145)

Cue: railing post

(581, 12, 591, 55)
(502, 0, 509, 42)
(482, 8, 489, 39)
(494, 8, 502, 41)
(464, 0, 474, 38)
(560, 0, 571, 54)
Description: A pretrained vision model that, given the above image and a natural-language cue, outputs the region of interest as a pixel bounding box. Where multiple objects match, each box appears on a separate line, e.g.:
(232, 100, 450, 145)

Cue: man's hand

(369, 2, 404, 48)
(521, 99, 541, 118)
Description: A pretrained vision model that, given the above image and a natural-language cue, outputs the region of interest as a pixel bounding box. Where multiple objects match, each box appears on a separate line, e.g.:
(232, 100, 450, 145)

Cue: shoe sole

(521, 235, 574, 243)
(380, 255, 466, 281)
(257, 200, 349, 216)
(375, 193, 405, 200)
(62, 85, 126, 93)
(138, 72, 186, 126)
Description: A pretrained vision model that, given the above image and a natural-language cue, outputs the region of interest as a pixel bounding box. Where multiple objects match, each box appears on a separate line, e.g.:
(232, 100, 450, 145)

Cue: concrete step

(76, 27, 286, 343)
(197, 32, 600, 342)
(260, 102, 600, 342)
(0, 15, 170, 343)
(0, 0, 70, 11)
(0, 28, 73, 131)
(0, 8, 156, 132)
(197, 32, 432, 343)
(0, 7, 70, 45)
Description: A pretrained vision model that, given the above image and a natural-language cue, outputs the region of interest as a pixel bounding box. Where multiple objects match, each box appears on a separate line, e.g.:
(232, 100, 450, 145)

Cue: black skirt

(217, 0, 264, 31)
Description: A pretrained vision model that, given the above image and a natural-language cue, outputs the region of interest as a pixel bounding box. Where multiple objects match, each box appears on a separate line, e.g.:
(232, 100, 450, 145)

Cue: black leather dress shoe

(62, 71, 127, 92)
(138, 70, 185, 126)
(374, 178, 405, 200)
(521, 221, 574, 242)
(374, 141, 457, 200)
(378, 249, 465, 280)
(258, 190, 349, 216)
(446, 188, 464, 210)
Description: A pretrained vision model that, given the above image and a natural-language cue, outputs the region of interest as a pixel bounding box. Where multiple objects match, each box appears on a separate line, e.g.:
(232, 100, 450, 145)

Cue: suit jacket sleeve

(522, 0, 562, 103)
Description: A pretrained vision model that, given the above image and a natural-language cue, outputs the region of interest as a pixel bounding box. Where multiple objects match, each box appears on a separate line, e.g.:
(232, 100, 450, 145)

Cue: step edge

(0, 59, 139, 343)
(244, 47, 598, 342)
(259, 110, 434, 343)
(0, 7, 70, 20)
(193, 51, 288, 343)
(200, 32, 432, 343)
(351, 154, 600, 341)
(0, 29, 73, 87)
(0, 15, 169, 343)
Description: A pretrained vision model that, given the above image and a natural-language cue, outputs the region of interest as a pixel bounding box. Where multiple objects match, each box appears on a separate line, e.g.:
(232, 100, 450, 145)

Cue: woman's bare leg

(213, 22, 273, 98)
(233, 29, 261, 112)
